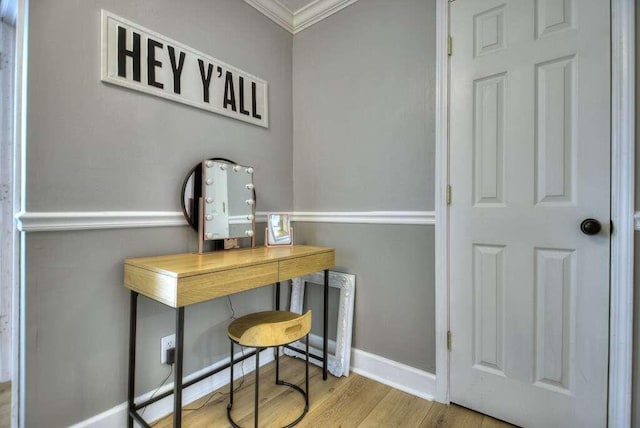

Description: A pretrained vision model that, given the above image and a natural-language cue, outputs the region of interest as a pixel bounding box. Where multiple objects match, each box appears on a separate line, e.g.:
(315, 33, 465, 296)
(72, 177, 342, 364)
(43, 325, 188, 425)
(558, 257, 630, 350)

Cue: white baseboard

(72, 347, 435, 426)
(350, 348, 436, 401)
(288, 338, 436, 402)
(70, 349, 274, 428)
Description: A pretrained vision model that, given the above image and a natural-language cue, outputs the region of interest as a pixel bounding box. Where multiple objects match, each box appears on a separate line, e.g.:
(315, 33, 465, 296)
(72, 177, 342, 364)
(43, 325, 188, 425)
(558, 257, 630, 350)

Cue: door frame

(9, 0, 27, 426)
(433, 1, 636, 427)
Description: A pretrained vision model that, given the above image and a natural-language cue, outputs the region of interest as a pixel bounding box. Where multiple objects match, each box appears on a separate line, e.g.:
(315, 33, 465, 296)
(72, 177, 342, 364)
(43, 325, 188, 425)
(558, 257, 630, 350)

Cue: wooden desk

(124, 245, 335, 428)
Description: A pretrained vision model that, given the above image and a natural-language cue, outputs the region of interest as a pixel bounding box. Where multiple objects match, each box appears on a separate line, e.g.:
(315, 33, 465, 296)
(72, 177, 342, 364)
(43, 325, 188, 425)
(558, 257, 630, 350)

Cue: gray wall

(295, 223, 435, 371)
(292, 0, 437, 371)
(26, 0, 293, 213)
(23, 1, 292, 426)
(293, 0, 435, 212)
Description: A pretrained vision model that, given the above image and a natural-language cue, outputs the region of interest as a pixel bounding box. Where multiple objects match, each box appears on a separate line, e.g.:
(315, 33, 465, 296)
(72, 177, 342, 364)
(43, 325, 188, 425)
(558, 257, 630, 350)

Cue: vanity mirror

(181, 158, 256, 252)
(266, 213, 293, 246)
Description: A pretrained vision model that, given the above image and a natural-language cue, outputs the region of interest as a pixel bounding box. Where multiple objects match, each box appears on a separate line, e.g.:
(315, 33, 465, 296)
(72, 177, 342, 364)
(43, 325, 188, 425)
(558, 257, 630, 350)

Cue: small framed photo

(266, 213, 293, 246)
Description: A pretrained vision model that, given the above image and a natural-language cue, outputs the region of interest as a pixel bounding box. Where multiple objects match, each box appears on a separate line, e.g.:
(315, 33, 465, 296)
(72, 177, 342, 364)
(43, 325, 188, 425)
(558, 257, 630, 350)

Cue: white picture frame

(286, 270, 356, 377)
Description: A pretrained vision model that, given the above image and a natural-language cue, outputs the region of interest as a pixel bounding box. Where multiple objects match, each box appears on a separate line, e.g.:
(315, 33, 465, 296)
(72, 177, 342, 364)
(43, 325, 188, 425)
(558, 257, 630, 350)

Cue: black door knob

(580, 218, 601, 235)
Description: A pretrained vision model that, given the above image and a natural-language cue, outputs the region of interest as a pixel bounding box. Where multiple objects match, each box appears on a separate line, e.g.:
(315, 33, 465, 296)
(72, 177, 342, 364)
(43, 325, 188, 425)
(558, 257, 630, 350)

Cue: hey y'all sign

(101, 10, 268, 128)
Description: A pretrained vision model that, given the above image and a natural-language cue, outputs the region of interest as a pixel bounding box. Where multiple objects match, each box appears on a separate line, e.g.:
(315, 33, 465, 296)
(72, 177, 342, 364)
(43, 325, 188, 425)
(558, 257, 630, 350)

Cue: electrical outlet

(160, 334, 175, 364)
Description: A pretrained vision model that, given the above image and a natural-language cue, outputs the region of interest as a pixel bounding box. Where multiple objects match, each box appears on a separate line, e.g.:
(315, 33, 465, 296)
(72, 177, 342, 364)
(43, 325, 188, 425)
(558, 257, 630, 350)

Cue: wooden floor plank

(149, 358, 517, 428)
(481, 414, 517, 428)
(357, 388, 434, 427)
(233, 358, 309, 427)
(0, 382, 10, 428)
(296, 373, 390, 427)
(153, 357, 300, 427)
(420, 402, 510, 428)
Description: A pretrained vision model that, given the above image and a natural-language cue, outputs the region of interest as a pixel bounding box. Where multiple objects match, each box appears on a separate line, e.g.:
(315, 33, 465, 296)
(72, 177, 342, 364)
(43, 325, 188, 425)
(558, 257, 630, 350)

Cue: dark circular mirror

(180, 158, 257, 236)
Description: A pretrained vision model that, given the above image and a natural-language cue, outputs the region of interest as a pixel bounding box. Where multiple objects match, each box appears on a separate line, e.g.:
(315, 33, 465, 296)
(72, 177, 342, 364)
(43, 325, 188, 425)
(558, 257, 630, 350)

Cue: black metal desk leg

(174, 307, 185, 428)
(323, 269, 329, 380)
(128, 291, 138, 428)
(274, 282, 281, 363)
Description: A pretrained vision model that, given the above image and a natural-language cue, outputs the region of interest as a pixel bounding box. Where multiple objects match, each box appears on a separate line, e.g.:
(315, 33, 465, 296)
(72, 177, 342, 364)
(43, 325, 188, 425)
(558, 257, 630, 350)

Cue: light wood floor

(0, 382, 10, 428)
(152, 357, 515, 427)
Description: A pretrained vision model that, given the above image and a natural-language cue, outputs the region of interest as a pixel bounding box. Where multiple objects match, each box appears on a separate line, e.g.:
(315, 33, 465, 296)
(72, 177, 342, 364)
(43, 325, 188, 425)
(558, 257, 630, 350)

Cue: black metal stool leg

(305, 334, 310, 407)
(255, 348, 261, 428)
(276, 345, 280, 384)
(229, 341, 234, 406)
(323, 269, 329, 380)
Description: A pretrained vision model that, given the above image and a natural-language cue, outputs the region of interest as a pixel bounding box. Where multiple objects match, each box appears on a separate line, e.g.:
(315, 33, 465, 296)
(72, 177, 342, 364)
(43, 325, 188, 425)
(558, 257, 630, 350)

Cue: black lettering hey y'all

(167, 46, 186, 94)
(114, 25, 263, 121)
(147, 38, 163, 89)
(223, 71, 237, 112)
(198, 59, 214, 103)
(117, 26, 140, 81)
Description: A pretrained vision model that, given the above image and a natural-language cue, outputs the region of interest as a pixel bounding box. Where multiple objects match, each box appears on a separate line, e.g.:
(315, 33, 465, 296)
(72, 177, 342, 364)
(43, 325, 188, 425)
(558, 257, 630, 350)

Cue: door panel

(449, 1, 610, 426)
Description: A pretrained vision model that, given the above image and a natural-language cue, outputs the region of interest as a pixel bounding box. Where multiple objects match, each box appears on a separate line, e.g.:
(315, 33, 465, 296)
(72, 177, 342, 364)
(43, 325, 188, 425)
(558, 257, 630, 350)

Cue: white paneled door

(449, 1, 610, 427)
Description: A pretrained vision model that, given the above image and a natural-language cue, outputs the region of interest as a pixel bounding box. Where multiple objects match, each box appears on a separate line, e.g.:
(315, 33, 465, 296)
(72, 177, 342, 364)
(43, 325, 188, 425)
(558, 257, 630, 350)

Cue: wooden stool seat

(227, 310, 312, 428)
(228, 311, 312, 347)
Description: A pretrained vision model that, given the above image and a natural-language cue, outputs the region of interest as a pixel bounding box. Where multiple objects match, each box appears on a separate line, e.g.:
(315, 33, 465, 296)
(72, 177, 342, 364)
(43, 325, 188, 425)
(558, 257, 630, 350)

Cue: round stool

(227, 310, 312, 428)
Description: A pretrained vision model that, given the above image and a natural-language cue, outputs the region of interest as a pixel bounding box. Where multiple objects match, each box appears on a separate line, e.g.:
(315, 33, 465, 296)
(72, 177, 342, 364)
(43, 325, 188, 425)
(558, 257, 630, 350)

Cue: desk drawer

(177, 262, 278, 306)
(278, 251, 335, 281)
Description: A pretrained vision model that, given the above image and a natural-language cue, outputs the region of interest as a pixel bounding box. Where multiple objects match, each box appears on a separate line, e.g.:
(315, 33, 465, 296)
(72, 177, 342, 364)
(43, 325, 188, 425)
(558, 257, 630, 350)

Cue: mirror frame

(180, 157, 257, 240)
(286, 270, 356, 377)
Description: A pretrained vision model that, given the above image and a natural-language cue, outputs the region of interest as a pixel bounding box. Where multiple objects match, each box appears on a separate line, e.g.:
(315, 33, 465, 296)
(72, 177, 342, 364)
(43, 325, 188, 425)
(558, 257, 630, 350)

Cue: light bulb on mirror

(247, 214, 255, 221)
(206, 214, 213, 221)
(220, 164, 227, 170)
(206, 160, 214, 168)
(245, 183, 254, 190)
(205, 197, 214, 204)
(206, 232, 214, 239)
(245, 230, 254, 237)
(233, 165, 241, 172)
(206, 178, 214, 185)
(245, 199, 255, 206)
(246, 167, 254, 174)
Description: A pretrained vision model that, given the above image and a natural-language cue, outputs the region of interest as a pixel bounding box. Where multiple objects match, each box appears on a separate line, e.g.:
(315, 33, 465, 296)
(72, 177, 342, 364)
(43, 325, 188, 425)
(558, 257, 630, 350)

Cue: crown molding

(293, 0, 360, 33)
(244, 0, 294, 33)
(244, 0, 361, 34)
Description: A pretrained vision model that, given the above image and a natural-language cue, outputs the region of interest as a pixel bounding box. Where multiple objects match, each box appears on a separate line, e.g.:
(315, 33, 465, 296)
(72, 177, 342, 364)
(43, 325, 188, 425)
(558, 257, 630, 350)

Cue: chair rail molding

(15, 210, 436, 232)
(291, 211, 435, 225)
(15, 211, 188, 232)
